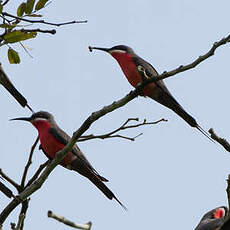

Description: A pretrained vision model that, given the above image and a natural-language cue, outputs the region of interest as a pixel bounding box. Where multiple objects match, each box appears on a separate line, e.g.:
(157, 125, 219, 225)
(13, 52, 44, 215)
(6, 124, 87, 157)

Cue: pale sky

(1, 0, 230, 229)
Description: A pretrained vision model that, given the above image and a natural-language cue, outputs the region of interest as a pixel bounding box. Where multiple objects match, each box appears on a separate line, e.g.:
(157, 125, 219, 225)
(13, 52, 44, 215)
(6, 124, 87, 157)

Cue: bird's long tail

(168, 102, 214, 142)
(71, 158, 127, 210)
(88, 173, 127, 210)
(150, 86, 213, 142)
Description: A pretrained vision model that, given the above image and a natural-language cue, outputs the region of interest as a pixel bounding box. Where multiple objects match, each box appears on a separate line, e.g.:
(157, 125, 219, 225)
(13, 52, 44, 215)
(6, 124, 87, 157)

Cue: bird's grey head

(31, 111, 54, 122)
(10, 111, 55, 124)
(89, 45, 134, 55)
(109, 45, 134, 54)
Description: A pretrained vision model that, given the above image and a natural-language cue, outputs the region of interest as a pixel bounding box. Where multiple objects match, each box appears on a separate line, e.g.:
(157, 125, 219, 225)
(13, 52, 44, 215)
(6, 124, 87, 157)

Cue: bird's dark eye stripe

(32, 112, 49, 120)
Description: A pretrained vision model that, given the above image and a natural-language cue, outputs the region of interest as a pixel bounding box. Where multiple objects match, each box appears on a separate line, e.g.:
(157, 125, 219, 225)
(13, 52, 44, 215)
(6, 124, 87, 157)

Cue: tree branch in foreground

(78, 118, 167, 142)
(208, 128, 230, 152)
(48, 210, 92, 230)
(0, 169, 20, 191)
(0, 34, 229, 225)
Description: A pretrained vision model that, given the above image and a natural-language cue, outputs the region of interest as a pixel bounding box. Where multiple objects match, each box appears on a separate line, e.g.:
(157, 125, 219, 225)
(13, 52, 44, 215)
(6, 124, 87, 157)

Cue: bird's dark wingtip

(196, 125, 215, 143)
(114, 196, 127, 211)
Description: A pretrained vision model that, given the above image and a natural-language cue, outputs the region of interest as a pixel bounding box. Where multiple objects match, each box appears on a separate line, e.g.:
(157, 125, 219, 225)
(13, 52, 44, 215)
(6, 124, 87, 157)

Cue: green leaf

(0, 24, 16, 29)
(25, 0, 35, 14)
(0, 2, 3, 14)
(17, 2, 26, 17)
(35, 0, 48, 11)
(8, 48, 21, 64)
(3, 30, 37, 43)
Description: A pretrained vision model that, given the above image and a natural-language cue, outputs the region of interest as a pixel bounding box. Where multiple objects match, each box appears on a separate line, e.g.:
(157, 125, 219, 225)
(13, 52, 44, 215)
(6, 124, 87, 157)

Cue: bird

(89, 45, 212, 141)
(0, 64, 33, 112)
(195, 206, 227, 230)
(11, 111, 126, 209)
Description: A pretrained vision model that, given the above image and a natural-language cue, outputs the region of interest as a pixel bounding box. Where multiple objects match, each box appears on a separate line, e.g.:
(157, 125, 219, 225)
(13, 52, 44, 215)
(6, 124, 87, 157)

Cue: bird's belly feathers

(39, 132, 73, 167)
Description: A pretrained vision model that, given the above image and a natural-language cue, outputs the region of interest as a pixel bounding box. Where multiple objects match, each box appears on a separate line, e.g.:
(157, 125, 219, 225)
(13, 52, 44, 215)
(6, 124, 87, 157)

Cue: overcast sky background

(1, 0, 230, 229)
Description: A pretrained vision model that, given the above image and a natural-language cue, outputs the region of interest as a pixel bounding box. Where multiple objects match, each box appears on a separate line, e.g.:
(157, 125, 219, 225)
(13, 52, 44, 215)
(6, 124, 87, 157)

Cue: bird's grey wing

(49, 126, 108, 182)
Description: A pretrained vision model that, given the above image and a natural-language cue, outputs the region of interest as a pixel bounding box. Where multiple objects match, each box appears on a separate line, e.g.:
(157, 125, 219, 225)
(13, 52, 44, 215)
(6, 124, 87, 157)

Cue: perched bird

(11, 111, 126, 209)
(89, 45, 212, 140)
(0, 64, 33, 112)
(195, 206, 227, 230)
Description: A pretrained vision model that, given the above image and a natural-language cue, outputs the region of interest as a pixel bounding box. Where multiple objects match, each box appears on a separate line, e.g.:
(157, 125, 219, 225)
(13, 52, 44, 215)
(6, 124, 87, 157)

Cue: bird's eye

(137, 65, 145, 72)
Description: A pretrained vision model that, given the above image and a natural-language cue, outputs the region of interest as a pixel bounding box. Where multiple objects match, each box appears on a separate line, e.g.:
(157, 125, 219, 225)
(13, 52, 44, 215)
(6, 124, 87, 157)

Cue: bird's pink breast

(33, 120, 73, 167)
(111, 52, 156, 97)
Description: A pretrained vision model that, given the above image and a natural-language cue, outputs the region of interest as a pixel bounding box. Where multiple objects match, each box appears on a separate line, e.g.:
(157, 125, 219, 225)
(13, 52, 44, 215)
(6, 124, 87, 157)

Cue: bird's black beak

(88, 46, 110, 53)
(10, 116, 32, 122)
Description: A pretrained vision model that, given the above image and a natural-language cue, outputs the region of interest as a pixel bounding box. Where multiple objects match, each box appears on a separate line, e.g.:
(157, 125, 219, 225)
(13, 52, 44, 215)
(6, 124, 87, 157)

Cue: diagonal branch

(0, 169, 20, 191)
(209, 128, 230, 152)
(0, 34, 229, 224)
(156, 35, 230, 81)
(48, 210, 92, 230)
(25, 160, 49, 188)
(2, 12, 87, 26)
(0, 181, 14, 198)
(78, 118, 167, 142)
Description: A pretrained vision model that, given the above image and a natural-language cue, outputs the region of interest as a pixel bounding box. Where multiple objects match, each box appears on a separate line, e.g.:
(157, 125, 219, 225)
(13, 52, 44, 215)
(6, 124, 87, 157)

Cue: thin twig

(2, 0, 10, 6)
(0, 34, 229, 224)
(21, 136, 39, 188)
(156, 35, 230, 81)
(20, 28, 56, 34)
(15, 213, 25, 230)
(2, 12, 87, 26)
(48, 210, 92, 230)
(25, 160, 49, 188)
(0, 169, 20, 191)
(78, 118, 167, 142)
(19, 42, 34, 58)
(209, 128, 230, 152)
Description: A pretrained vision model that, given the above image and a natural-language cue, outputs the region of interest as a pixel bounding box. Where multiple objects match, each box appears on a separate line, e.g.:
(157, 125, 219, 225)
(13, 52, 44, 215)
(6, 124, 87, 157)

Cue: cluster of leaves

(0, 0, 49, 64)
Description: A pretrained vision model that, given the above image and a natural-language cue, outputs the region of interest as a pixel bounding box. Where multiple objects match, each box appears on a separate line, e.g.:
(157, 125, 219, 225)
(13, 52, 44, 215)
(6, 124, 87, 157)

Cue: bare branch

(48, 210, 92, 230)
(2, 0, 10, 6)
(0, 181, 13, 198)
(78, 118, 167, 142)
(0, 169, 20, 191)
(2, 12, 87, 26)
(19, 28, 56, 35)
(21, 136, 39, 188)
(156, 35, 230, 81)
(15, 213, 25, 230)
(25, 160, 49, 188)
(209, 128, 230, 152)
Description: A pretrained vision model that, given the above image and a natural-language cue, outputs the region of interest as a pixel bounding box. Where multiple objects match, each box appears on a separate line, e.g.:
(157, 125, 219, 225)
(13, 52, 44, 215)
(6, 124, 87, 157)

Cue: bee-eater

(11, 111, 126, 209)
(89, 45, 212, 140)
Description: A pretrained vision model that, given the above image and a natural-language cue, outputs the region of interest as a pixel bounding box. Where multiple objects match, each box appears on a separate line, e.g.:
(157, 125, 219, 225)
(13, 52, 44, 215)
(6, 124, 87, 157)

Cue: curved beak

(88, 46, 110, 53)
(10, 116, 32, 122)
